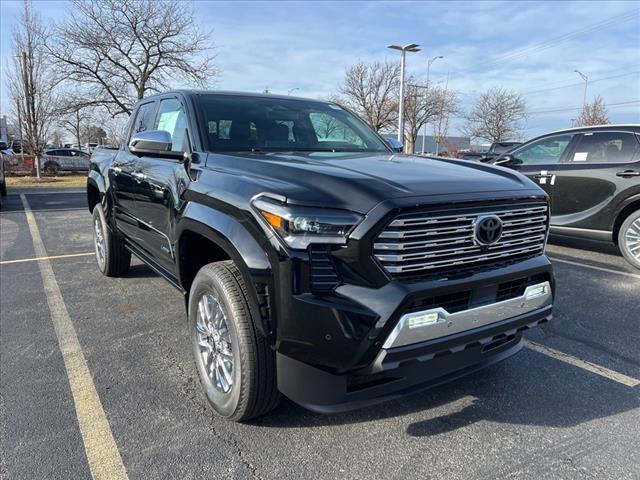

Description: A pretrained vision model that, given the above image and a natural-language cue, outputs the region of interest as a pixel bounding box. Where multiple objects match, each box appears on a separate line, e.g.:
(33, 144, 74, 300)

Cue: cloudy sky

(1, 0, 639, 139)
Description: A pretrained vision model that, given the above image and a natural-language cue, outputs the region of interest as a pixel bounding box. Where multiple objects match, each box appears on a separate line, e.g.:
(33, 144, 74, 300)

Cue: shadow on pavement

(548, 234, 620, 256)
(249, 357, 639, 435)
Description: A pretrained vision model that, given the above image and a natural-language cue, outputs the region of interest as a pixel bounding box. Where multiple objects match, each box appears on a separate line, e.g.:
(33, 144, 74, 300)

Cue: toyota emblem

(474, 215, 503, 245)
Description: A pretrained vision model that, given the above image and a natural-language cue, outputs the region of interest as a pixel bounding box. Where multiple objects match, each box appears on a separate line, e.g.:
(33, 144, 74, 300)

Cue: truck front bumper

(275, 255, 554, 413)
(277, 304, 551, 413)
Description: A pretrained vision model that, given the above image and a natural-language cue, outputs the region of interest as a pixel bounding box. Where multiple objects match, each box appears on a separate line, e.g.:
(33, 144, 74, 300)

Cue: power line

(483, 9, 639, 66)
(528, 100, 640, 116)
(448, 8, 639, 76)
(522, 71, 640, 96)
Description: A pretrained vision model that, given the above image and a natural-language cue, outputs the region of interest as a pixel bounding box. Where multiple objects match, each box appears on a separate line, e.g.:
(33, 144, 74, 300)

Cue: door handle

(616, 170, 640, 178)
(110, 166, 122, 175)
(132, 172, 146, 183)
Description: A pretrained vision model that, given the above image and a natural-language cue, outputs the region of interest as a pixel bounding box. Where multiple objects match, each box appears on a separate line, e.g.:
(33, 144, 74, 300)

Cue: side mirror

(494, 154, 514, 166)
(385, 138, 404, 153)
(129, 130, 183, 159)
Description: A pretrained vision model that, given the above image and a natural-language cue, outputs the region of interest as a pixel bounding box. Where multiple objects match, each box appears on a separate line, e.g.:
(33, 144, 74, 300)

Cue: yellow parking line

(525, 340, 640, 388)
(0, 252, 93, 265)
(20, 194, 128, 480)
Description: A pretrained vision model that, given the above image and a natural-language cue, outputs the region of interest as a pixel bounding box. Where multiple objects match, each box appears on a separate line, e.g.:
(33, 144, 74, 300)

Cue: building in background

(383, 134, 470, 156)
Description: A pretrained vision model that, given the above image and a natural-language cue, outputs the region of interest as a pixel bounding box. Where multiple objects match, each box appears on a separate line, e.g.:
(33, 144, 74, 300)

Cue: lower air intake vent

(309, 246, 340, 293)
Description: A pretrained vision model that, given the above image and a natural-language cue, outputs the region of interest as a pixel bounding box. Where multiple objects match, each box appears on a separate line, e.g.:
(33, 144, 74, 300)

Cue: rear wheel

(44, 162, 59, 175)
(189, 261, 280, 421)
(619, 210, 640, 270)
(92, 203, 131, 276)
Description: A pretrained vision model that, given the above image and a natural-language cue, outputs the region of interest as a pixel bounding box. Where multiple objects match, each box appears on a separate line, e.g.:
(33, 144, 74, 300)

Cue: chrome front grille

(374, 202, 548, 277)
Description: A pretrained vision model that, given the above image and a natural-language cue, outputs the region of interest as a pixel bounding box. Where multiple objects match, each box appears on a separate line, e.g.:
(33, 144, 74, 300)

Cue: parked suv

(88, 91, 554, 421)
(493, 125, 640, 269)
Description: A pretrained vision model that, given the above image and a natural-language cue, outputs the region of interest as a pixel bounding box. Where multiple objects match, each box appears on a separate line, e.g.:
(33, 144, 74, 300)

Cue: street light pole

(574, 69, 588, 113)
(387, 43, 421, 145)
(422, 55, 443, 154)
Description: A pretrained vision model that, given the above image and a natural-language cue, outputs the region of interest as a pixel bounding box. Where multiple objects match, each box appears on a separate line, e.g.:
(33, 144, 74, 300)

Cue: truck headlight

(252, 196, 363, 249)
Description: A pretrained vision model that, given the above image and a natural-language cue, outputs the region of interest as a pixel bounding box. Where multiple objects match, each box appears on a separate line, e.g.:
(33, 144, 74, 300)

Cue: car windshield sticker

(573, 152, 588, 162)
(157, 111, 180, 135)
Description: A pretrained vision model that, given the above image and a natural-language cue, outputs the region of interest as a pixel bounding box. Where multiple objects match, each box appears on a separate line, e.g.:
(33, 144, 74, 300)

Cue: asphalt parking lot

(1, 189, 639, 480)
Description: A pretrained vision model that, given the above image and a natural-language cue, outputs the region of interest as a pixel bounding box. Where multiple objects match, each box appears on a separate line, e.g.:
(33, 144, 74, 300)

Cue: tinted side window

(569, 132, 640, 163)
(153, 98, 188, 152)
(511, 135, 573, 166)
(132, 102, 157, 136)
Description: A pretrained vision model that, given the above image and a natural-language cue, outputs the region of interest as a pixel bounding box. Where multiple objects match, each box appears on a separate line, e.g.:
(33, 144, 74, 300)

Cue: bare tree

(47, 0, 218, 116)
(58, 104, 94, 149)
(6, 0, 57, 176)
(464, 87, 527, 143)
(575, 96, 609, 127)
(336, 60, 400, 132)
(403, 78, 458, 153)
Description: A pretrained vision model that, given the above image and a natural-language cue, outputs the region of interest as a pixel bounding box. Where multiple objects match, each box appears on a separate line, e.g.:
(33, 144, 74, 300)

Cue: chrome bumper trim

(382, 281, 552, 349)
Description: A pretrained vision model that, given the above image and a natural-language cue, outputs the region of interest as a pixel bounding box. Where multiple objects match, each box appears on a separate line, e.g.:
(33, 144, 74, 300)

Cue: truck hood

(205, 151, 541, 213)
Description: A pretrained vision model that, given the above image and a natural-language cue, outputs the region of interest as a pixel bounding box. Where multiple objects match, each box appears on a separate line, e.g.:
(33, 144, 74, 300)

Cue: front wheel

(189, 261, 280, 421)
(92, 204, 131, 276)
(44, 162, 59, 175)
(619, 210, 640, 270)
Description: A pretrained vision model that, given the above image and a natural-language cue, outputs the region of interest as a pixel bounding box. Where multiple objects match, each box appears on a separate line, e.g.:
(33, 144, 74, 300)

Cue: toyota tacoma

(87, 91, 554, 421)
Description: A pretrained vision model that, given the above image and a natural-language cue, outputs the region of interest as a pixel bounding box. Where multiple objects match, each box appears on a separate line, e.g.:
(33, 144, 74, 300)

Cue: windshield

(197, 94, 389, 153)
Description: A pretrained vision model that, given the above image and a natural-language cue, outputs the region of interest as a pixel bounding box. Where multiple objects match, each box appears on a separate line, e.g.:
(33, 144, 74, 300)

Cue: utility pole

(574, 69, 588, 114)
(387, 43, 421, 145)
(421, 55, 443, 154)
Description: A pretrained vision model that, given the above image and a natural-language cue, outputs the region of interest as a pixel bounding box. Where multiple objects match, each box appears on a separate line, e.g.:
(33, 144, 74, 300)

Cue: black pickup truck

(88, 91, 554, 421)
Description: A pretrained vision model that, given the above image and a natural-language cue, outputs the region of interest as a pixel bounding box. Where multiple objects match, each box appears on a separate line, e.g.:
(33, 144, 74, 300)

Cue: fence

(1, 153, 90, 176)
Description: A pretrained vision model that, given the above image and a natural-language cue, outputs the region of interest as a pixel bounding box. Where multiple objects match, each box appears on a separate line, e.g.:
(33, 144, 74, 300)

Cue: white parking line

(0, 252, 93, 265)
(525, 340, 640, 388)
(549, 256, 640, 280)
(20, 194, 128, 480)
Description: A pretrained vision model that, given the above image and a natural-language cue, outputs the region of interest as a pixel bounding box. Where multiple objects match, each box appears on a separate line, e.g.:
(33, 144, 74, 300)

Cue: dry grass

(6, 175, 87, 188)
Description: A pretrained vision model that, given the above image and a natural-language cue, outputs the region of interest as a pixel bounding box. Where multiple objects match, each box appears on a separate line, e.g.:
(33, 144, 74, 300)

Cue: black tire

(0, 180, 6, 197)
(618, 209, 640, 270)
(189, 261, 280, 421)
(92, 203, 131, 276)
(44, 162, 59, 175)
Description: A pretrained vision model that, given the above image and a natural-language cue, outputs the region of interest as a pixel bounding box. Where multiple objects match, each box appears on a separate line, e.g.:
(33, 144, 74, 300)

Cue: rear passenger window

(570, 132, 640, 163)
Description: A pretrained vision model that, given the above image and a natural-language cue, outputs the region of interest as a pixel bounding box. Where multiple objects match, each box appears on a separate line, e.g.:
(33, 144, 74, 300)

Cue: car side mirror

(129, 130, 184, 159)
(494, 154, 514, 166)
(385, 138, 404, 153)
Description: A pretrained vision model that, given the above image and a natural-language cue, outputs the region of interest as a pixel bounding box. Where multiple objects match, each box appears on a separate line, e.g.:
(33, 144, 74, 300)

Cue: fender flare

(612, 192, 640, 242)
(176, 202, 274, 337)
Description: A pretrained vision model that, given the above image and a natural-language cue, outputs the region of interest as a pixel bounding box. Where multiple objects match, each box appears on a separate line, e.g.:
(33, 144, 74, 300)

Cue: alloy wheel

(624, 218, 640, 261)
(196, 293, 234, 394)
(94, 218, 106, 270)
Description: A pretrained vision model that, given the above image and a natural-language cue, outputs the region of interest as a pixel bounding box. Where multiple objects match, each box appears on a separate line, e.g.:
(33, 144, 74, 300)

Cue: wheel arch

(613, 195, 640, 246)
(176, 203, 274, 338)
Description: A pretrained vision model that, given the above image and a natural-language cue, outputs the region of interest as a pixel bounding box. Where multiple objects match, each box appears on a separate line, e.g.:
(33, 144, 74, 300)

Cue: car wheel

(189, 261, 280, 421)
(619, 210, 640, 270)
(44, 162, 60, 175)
(92, 203, 131, 276)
